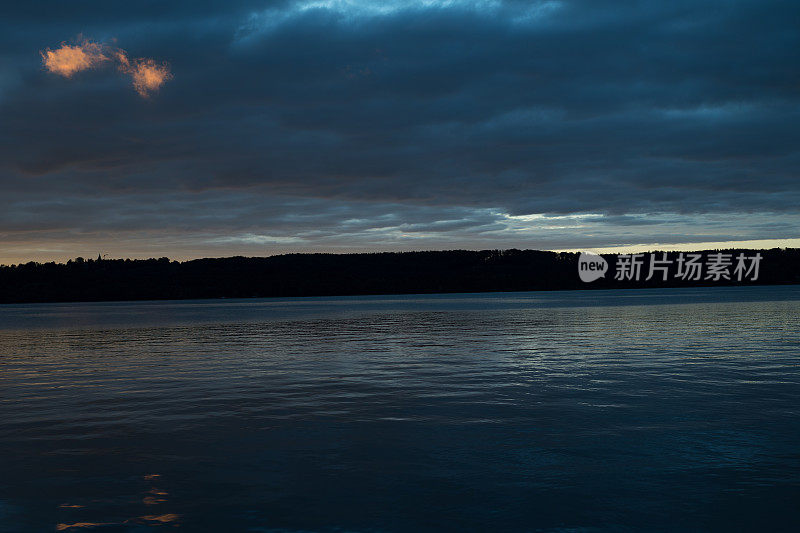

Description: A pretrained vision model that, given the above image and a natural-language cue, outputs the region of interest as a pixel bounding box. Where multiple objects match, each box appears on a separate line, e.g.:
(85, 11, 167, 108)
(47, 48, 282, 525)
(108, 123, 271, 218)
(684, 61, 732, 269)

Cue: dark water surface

(1, 286, 799, 531)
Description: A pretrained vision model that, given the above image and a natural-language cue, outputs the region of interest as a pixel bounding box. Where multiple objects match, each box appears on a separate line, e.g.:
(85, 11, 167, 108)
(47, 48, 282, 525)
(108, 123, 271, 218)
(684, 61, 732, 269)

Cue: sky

(1, 0, 799, 264)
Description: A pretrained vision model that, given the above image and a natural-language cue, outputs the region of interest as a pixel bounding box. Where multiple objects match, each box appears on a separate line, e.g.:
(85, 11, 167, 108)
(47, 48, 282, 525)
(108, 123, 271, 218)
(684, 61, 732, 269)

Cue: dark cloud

(0, 0, 798, 262)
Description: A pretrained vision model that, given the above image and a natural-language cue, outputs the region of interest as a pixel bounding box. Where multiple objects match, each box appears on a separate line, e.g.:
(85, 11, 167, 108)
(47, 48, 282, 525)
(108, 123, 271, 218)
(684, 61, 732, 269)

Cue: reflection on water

(1, 286, 799, 531)
(52, 473, 180, 531)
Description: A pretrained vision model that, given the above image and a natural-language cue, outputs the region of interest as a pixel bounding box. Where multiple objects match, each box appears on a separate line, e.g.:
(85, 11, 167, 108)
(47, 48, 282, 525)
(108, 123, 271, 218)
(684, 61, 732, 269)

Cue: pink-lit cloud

(42, 38, 171, 97)
(115, 50, 172, 97)
(40, 39, 109, 78)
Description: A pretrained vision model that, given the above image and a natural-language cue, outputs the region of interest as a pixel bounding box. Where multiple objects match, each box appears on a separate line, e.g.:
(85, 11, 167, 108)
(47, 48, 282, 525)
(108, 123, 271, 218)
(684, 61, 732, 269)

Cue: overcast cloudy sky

(1, 0, 798, 263)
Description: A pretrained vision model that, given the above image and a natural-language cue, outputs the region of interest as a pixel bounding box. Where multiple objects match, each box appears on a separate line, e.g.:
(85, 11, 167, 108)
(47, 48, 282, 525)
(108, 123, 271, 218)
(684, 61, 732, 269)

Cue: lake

(1, 286, 799, 531)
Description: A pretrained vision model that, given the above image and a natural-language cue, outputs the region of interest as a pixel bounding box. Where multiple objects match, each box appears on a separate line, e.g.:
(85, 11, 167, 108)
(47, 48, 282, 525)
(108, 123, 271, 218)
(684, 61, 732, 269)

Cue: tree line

(0, 248, 798, 304)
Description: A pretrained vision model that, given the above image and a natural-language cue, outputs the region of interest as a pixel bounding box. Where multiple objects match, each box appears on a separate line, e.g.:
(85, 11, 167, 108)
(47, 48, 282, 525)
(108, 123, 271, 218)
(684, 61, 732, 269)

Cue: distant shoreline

(0, 248, 798, 305)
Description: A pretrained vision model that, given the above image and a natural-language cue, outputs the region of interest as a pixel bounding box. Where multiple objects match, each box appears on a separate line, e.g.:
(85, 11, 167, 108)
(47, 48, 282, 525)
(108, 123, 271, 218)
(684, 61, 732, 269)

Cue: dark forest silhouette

(0, 248, 798, 304)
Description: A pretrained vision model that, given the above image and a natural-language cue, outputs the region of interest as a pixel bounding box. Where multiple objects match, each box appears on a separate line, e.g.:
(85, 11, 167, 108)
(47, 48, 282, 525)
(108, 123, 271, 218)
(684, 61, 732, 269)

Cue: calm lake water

(1, 286, 799, 532)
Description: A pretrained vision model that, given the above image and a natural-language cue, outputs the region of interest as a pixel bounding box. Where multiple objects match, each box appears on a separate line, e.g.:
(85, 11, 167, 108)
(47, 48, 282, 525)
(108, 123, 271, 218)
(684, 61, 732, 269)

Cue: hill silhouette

(0, 248, 798, 304)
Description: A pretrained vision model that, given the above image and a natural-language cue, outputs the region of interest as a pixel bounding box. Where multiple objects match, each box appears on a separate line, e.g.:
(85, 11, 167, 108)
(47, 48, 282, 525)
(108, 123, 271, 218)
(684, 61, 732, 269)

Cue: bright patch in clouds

(40, 39, 108, 77)
(41, 38, 171, 97)
(115, 51, 172, 98)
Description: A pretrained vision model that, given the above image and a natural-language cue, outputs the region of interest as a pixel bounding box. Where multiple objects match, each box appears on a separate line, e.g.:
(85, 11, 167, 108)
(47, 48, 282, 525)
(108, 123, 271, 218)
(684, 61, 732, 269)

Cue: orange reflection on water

(55, 473, 181, 529)
(140, 513, 181, 523)
(56, 523, 110, 531)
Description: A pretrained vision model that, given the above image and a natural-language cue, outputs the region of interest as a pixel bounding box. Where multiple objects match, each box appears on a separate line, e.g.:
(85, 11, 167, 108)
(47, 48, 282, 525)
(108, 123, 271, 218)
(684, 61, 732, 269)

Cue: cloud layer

(1, 0, 798, 262)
